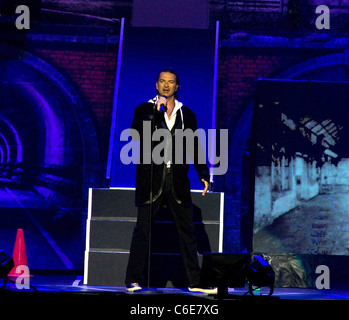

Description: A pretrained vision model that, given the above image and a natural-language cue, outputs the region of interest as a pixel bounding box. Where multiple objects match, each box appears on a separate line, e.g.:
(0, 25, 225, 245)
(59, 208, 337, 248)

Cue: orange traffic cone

(8, 228, 31, 278)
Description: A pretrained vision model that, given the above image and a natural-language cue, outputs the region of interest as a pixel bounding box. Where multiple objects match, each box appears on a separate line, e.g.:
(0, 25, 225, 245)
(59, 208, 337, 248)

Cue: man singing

(125, 69, 216, 294)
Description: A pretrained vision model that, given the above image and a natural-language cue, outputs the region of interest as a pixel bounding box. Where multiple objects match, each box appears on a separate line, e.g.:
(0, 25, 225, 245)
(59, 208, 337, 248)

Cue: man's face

(156, 72, 178, 98)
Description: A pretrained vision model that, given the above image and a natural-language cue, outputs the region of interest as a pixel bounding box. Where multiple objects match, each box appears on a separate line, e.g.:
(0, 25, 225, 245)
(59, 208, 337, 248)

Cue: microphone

(159, 95, 167, 112)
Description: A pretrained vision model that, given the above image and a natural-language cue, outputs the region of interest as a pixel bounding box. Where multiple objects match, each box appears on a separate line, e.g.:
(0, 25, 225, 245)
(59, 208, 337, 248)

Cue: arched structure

(0, 44, 100, 206)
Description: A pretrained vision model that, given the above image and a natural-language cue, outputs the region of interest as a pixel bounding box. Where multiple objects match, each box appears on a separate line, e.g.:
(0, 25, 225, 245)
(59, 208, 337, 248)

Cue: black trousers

(125, 174, 201, 287)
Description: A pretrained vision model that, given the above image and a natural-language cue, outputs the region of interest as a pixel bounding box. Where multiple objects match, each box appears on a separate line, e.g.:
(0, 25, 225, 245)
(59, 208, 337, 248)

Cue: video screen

(253, 79, 349, 256)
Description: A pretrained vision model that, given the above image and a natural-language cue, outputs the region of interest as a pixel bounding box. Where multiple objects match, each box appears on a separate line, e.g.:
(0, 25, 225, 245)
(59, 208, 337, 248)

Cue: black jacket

(131, 102, 209, 207)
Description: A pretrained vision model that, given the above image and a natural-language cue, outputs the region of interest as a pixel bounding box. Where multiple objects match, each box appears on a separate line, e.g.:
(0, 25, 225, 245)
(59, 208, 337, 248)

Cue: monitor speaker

(200, 253, 250, 297)
(0, 250, 13, 277)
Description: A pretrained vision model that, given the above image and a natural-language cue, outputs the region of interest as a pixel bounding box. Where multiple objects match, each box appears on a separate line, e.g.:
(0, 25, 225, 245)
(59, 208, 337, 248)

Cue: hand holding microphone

(156, 95, 167, 112)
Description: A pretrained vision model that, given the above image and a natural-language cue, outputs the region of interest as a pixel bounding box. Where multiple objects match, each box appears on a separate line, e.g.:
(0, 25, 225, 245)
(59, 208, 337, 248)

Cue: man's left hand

(201, 179, 209, 196)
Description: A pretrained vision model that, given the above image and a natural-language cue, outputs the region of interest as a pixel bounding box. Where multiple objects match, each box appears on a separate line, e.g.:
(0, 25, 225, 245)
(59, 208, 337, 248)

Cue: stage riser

(89, 220, 220, 253)
(86, 251, 204, 287)
(90, 189, 223, 221)
(84, 188, 224, 287)
(86, 251, 129, 287)
(91, 189, 137, 218)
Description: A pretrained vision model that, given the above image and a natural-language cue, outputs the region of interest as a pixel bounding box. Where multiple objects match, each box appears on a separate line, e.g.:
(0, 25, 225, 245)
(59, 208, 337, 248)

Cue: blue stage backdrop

(109, 27, 216, 190)
(253, 79, 349, 256)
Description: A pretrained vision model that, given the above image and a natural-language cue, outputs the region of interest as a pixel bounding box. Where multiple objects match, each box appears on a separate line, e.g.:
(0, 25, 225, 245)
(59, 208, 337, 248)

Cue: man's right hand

(156, 96, 167, 111)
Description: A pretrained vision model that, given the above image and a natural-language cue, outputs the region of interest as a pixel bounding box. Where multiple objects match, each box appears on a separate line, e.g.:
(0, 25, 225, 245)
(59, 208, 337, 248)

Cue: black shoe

(188, 286, 218, 294)
(126, 283, 142, 292)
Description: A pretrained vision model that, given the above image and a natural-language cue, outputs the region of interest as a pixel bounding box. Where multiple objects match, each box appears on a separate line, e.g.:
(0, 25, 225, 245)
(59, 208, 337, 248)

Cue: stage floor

(2, 274, 349, 300)
(1, 273, 349, 317)
(2, 274, 349, 299)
